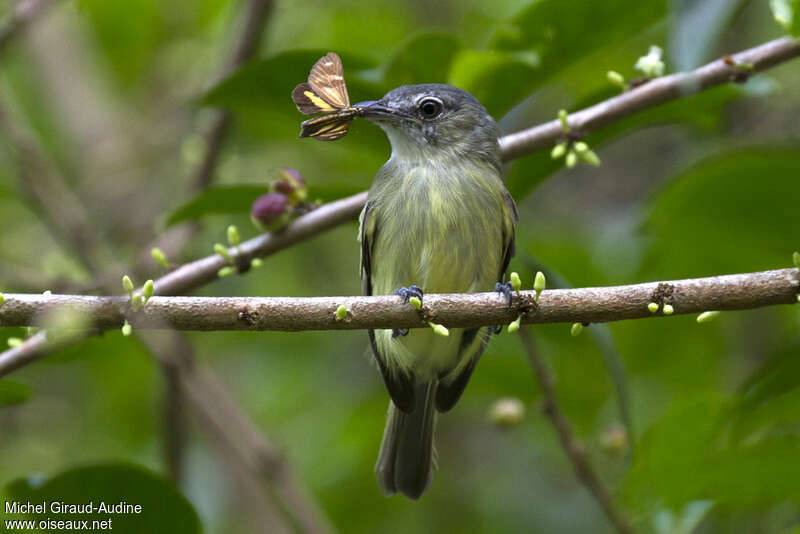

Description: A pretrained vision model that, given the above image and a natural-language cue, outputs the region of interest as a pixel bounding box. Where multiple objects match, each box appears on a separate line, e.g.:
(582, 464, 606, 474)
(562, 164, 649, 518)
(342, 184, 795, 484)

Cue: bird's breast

(369, 161, 506, 296)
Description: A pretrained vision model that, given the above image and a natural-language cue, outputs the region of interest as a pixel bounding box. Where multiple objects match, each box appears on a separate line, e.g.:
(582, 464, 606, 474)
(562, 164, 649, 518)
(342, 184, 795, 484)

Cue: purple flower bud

(251, 193, 290, 231)
(270, 167, 307, 204)
(270, 180, 295, 196)
(279, 167, 304, 187)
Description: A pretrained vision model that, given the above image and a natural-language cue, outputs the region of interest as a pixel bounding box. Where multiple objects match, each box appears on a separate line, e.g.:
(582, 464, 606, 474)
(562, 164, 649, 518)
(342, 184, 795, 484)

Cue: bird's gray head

(355, 84, 501, 170)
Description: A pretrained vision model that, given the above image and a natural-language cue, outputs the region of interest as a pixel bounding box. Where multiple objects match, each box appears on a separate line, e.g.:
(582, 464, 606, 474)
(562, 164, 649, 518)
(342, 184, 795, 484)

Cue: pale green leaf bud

(0, 293, 4, 307)
(580, 149, 601, 166)
(122, 275, 134, 294)
(507, 315, 521, 334)
(573, 141, 589, 154)
(570, 322, 583, 336)
(251, 258, 263, 268)
(558, 109, 570, 133)
(510, 272, 521, 292)
(550, 142, 567, 159)
(534, 271, 546, 302)
(647, 302, 659, 313)
(7, 337, 23, 348)
(227, 225, 241, 247)
(662, 303, 674, 315)
(565, 150, 578, 168)
(606, 70, 626, 90)
(697, 311, 720, 324)
(121, 321, 132, 337)
(335, 305, 348, 321)
(409, 296, 422, 310)
(131, 293, 145, 311)
(218, 266, 236, 278)
(142, 280, 154, 302)
(151, 247, 169, 268)
(42, 290, 51, 296)
(214, 243, 233, 263)
(793, 251, 800, 269)
(429, 322, 449, 337)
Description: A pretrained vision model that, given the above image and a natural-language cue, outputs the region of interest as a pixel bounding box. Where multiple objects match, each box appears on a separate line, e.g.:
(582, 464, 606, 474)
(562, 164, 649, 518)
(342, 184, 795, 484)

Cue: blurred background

(0, 0, 799, 532)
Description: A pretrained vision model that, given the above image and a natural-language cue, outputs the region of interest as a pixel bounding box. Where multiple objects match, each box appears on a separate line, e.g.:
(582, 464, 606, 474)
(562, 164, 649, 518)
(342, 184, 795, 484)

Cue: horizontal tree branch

(153, 192, 367, 296)
(1, 37, 799, 376)
(2, 269, 797, 338)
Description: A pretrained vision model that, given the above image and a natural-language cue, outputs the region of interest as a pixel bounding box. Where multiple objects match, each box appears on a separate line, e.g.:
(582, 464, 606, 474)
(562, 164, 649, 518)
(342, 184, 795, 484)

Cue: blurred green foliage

(1, 0, 800, 533)
(5, 463, 201, 533)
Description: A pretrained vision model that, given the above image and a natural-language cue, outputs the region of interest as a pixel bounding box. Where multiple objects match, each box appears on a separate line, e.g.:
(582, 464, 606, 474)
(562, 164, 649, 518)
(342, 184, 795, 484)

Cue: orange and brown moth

(292, 52, 358, 141)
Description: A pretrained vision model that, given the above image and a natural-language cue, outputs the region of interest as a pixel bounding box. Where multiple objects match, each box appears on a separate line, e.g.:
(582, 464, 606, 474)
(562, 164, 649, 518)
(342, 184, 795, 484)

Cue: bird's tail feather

(375, 381, 437, 500)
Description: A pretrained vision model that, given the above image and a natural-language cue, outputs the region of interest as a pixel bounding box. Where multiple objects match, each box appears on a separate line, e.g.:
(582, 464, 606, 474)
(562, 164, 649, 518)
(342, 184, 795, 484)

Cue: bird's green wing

(436, 189, 518, 412)
(360, 201, 416, 413)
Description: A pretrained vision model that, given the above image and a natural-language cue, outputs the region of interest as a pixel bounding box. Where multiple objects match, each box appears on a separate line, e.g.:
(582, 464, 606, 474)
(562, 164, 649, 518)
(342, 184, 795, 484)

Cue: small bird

(355, 85, 517, 499)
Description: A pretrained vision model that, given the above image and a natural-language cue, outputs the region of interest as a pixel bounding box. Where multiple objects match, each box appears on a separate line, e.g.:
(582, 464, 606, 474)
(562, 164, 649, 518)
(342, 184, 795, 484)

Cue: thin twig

(191, 0, 274, 191)
(0, 0, 58, 52)
(498, 37, 800, 160)
(178, 363, 335, 534)
(519, 328, 633, 534)
(1, 269, 797, 337)
(161, 335, 189, 486)
(0, 2, 333, 528)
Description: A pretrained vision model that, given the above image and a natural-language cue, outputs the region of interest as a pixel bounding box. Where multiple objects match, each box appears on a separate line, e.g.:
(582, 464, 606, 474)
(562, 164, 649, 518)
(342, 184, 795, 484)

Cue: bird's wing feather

(435, 189, 518, 412)
(360, 201, 416, 413)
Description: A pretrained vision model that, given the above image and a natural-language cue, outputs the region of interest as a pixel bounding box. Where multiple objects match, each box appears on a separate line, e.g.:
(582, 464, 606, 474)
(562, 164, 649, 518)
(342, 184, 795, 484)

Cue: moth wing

(307, 52, 350, 109)
(292, 82, 337, 115)
(299, 114, 353, 141)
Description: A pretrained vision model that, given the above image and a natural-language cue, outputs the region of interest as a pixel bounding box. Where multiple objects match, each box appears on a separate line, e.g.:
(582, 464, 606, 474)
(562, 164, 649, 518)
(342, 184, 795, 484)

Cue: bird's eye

(418, 98, 443, 119)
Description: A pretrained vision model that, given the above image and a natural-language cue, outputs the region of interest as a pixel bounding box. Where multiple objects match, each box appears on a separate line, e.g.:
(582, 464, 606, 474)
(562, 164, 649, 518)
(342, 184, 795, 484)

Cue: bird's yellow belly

(368, 166, 505, 378)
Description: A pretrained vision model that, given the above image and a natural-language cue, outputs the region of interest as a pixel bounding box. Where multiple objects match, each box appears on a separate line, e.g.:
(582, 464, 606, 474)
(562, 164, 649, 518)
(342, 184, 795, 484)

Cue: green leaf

(384, 32, 462, 88)
(164, 185, 267, 227)
(727, 343, 800, 442)
(643, 149, 800, 277)
(4, 463, 201, 533)
(448, 49, 540, 117)
(493, 0, 669, 85)
(76, 0, 165, 88)
(771, 0, 800, 36)
(0, 380, 31, 406)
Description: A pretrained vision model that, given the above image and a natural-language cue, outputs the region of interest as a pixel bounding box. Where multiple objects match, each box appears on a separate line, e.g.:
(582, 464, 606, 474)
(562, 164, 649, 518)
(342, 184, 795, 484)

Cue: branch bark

(1, 269, 797, 338)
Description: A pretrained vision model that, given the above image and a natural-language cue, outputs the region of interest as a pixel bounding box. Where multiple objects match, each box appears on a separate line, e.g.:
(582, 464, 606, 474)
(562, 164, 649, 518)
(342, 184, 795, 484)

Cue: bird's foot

(393, 285, 423, 338)
(494, 281, 514, 306)
(395, 284, 423, 305)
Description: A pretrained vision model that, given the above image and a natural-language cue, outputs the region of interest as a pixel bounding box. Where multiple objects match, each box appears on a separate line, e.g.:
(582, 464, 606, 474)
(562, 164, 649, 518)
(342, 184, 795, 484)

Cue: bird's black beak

(353, 100, 401, 120)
